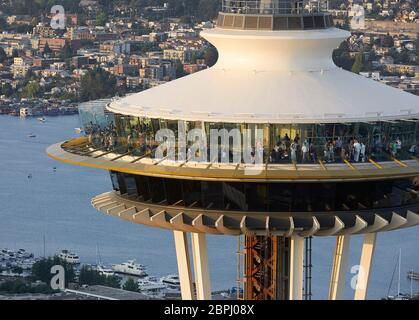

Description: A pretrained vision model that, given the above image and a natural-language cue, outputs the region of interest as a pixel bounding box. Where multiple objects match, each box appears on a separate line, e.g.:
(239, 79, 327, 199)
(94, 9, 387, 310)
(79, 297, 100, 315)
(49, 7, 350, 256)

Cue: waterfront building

(19, 107, 32, 117)
(48, 0, 419, 300)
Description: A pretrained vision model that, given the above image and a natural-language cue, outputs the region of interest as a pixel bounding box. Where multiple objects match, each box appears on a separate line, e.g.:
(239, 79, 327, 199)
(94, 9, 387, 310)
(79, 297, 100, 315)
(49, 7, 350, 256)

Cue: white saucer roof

(108, 27, 419, 123)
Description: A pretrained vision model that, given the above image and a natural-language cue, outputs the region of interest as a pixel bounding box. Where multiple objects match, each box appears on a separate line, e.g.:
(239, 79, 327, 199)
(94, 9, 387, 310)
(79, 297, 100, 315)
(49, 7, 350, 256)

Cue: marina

(1, 247, 186, 298)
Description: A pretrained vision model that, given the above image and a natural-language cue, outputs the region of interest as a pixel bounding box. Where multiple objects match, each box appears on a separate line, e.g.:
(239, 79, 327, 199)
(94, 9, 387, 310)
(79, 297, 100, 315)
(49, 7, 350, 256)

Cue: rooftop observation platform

(47, 137, 419, 183)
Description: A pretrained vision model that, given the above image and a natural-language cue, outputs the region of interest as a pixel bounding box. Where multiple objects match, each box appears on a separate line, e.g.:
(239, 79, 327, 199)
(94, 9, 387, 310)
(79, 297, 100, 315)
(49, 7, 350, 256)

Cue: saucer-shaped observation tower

(48, 0, 419, 300)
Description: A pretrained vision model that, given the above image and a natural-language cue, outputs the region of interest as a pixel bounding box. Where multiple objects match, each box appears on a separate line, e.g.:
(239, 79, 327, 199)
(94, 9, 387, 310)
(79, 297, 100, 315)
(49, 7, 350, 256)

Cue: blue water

(0, 115, 418, 299)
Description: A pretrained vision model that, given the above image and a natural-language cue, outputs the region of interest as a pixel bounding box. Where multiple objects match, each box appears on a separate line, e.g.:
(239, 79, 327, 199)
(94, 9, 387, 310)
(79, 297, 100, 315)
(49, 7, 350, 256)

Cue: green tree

(79, 67, 117, 101)
(1, 83, 14, 97)
(333, 40, 354, 71)
(12, 49, 19, 58)
(31, 256, 75, 287)
(197, 0, 220, 21)
(174, 60, 186, 78)
(123, 277, 138, 292)
(351, 53, 364, 74)
(11, 266, 23, 274)
(43, 42, 52, 55)
(204, 46, 218, 67)
(96, 12, 109, 26)
(78, 265, 121, 288)
(0, 279, 56, 294)
(104, 275, 121, 288)
(382, 33, 394, 48)
(79, 266, 103, 285)
(0, 47, 7, 63)
(179, 15, 192, 24)
(21, 81, 41, 99)
(60, 44, 73, 60)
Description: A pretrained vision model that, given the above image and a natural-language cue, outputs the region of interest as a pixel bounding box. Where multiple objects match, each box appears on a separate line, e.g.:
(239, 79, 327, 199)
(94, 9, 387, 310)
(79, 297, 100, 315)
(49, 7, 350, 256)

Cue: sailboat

(384, 249, 410, 300)
(94, 243, 115, 277)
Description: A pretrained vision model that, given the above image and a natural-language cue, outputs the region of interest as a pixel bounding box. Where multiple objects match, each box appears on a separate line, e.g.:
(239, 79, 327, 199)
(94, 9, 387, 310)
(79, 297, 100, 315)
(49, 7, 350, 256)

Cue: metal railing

(221, 0, 328, 15)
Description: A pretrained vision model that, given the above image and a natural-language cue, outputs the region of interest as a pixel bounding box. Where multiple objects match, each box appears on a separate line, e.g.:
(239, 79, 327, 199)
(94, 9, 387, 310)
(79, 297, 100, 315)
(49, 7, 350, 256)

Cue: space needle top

(108, 0, 418, 123)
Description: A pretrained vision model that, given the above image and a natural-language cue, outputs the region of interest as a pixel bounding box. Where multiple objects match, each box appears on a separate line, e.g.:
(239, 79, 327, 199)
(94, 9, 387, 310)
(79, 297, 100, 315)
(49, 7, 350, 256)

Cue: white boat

(58, 250, 80, 264)
(27, 133, 36, 138)
(407, 270, 419, 281)
(1, 249, 15, 259)
(137, 276, 167, 295)
(97, 265, 115, 277)
(74, 128, 84, 134)
(37, 117, 46, 122)
(18, 259, 35, 270)
(384, 248, 413, 300)
(160, 274, 181, 290)
(112, 260, 147, 277)
(16, 249, 33, 259)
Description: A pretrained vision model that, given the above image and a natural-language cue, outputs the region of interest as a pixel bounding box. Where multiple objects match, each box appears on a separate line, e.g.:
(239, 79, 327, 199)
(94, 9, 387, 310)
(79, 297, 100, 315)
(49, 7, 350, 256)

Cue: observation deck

(47, 138, 419, 183)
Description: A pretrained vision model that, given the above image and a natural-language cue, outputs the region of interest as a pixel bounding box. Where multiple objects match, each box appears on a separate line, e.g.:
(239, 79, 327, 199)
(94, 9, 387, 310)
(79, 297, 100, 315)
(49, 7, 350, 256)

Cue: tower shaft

(244, 235, 290, 300)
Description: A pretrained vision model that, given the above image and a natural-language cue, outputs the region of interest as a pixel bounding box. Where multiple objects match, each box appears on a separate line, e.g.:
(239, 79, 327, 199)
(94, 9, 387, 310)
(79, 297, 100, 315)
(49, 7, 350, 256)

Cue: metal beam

(173, 231, 195, 300)
(191, 233, 212, 300)
(130, 152, 151, 163)
(354, 233, 377, 300)
(318, 160, 328, 170)
(328, 235, 350, 300)
(289, 235, 304, 300)
(369, 159, 383, 169)
(392, 157, 408, 168)
(111, 149, 133, 161)
(344, 159, 356, 170)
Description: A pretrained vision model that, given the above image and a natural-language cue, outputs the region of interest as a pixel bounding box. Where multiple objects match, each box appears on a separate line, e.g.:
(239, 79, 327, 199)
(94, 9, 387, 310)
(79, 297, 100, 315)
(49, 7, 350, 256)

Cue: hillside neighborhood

(0, 0, 417, 116)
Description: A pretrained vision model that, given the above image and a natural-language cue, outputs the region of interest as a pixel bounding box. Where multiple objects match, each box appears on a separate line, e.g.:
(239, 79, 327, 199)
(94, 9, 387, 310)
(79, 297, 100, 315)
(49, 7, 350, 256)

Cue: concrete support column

(191, 232, 212, 300)
(354, 233, 377, 300)
(173, 230, 194, 300)
(328, 235, 351, 300)
(289, 235, 304, 300)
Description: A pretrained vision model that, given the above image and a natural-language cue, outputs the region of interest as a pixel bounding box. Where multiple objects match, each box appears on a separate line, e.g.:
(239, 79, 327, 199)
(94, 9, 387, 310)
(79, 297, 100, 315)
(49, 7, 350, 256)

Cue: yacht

(112, 260, 147, 277)
(97, 265, 115, 277)
(58, 250, 80, 264)
(18, 259, 35, 270)
(0, 249, 15, 259)
(160, 275, 181, 290)
(407, 270, 419, 281)
(27, 133, 36, 138)
(16, 249, 33, 259)
(137, 276, 167, 295)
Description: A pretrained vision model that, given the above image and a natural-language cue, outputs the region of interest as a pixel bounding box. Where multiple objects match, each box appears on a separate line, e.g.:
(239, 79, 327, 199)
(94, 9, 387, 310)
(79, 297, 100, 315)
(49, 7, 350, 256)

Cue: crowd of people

(82, 120, 417, 165)
(268, 133, 414, 164)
